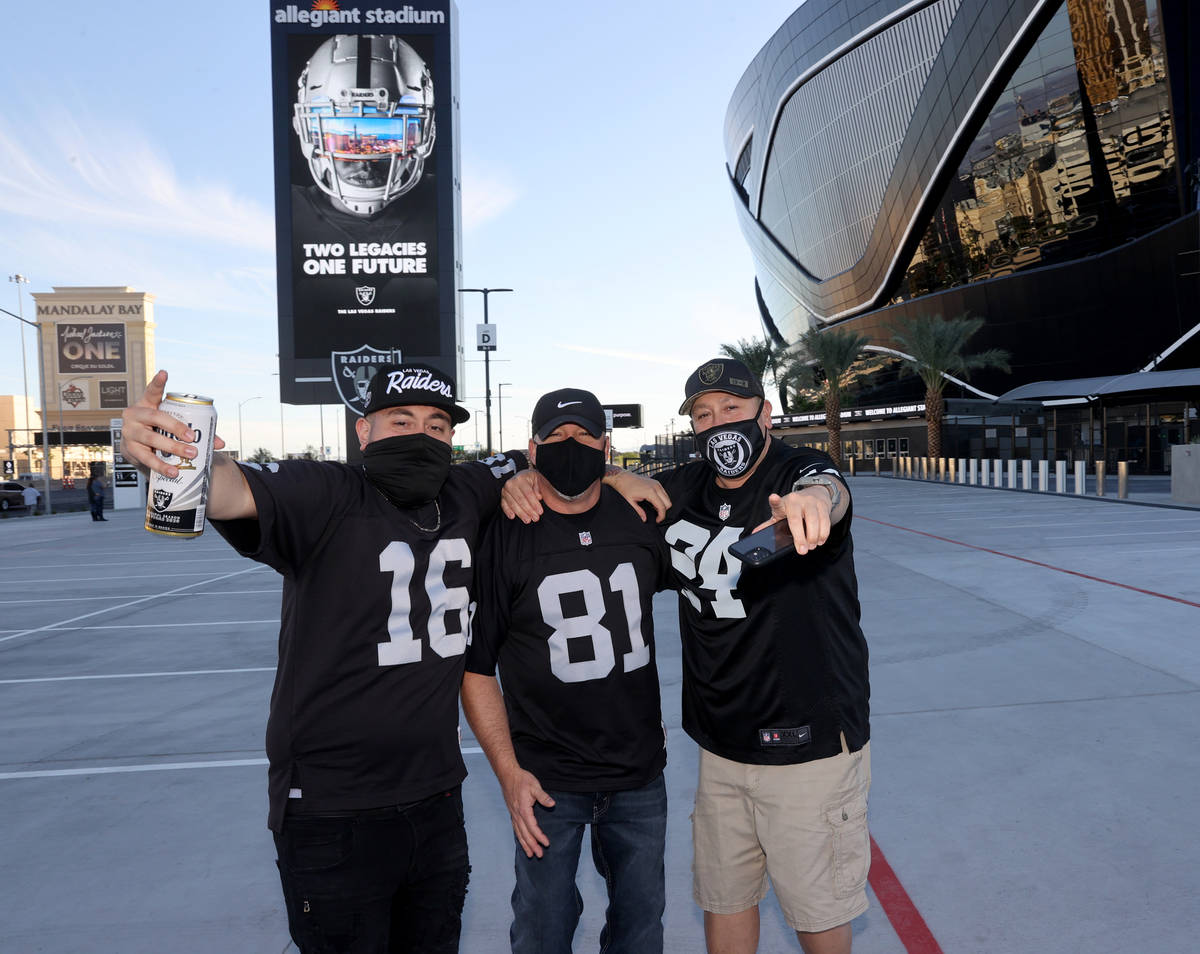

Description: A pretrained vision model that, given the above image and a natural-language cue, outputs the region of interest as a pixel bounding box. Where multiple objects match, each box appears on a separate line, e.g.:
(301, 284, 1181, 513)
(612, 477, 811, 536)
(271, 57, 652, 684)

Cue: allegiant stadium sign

(273, 5, 446, 27)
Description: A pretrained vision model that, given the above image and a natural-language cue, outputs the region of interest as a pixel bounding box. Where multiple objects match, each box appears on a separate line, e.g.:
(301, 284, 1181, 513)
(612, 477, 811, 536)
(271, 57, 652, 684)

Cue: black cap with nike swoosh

(532, 388, 606, 440)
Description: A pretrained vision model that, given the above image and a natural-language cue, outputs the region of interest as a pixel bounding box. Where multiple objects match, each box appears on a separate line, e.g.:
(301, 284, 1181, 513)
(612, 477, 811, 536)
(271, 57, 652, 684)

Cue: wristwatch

(792, 474, 842, 511)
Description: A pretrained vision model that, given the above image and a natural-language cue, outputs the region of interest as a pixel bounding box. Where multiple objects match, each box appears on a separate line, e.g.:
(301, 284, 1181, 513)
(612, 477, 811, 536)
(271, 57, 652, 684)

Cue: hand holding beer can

(146, 393, 217, 538)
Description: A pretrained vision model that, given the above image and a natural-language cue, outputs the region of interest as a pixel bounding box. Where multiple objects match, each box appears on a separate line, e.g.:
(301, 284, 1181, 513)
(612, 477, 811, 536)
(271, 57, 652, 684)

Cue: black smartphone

(728, 521, 794, 568)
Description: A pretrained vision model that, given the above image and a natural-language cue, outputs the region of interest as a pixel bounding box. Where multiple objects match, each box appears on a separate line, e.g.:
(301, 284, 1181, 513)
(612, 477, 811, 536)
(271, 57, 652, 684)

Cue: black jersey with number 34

(658, 439, 870, 767)
(467, 487, 673, 792)
(210, 454, 521, 831)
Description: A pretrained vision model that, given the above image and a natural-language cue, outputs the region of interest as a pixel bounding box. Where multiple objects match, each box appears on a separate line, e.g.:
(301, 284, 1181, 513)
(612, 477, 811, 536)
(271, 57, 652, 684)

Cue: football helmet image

(293, 34, 435, 216)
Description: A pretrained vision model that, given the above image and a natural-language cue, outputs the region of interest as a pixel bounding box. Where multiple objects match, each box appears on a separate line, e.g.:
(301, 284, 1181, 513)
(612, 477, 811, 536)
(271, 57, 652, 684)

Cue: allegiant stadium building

(725, 0, 1198, 473)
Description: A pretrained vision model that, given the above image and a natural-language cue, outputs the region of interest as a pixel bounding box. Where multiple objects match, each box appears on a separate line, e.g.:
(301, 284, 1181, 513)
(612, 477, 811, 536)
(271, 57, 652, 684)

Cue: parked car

(1, 481, 28, 511)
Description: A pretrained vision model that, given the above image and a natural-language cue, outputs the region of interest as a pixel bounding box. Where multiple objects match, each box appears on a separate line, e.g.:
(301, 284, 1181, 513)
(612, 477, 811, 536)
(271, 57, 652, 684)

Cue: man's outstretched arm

(121, 370, 256, 521)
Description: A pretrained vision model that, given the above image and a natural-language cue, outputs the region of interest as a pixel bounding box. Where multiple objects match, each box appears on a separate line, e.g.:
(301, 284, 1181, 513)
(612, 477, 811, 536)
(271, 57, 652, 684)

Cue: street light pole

(459, 287, 513, 455)
(237, 396, 262, 461)
(0, 299, 53, 514)
(497, 382, 512, 453)
(7, 275, 32, 476)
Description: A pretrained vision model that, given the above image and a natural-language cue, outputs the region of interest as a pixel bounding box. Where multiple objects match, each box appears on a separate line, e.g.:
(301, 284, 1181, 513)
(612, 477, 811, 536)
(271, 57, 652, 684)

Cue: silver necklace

(407, 499, 442, 533)
(373, 486, 442, 532)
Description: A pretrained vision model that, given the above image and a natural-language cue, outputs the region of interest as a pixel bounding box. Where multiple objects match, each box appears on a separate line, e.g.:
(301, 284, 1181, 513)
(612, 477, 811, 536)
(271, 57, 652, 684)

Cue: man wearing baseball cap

(661, 357, 871, 954)
(121, 363, 525, 953)
(463, 387, 673, 954)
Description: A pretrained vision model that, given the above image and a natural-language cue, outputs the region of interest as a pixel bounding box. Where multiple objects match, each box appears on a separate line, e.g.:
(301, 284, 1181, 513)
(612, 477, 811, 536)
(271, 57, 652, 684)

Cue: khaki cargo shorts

(691, 738, 871, 933)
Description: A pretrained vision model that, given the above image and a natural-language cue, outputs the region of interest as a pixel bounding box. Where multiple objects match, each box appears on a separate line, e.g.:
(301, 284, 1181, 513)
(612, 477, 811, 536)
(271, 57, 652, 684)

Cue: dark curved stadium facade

(725, 0, 1198, 470)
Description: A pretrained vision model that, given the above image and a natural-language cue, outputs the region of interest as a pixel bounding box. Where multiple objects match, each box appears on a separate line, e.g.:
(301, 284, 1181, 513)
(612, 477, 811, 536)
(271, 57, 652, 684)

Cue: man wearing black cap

(462, 388, 673, 954)
(121, 365, 527, 954)
(660, 358, 870, 954)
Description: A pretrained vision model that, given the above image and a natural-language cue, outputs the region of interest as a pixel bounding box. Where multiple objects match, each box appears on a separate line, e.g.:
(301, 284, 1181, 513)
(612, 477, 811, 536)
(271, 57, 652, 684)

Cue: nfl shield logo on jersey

(579, 531, 593, 546)
(719, 503, 731, 521)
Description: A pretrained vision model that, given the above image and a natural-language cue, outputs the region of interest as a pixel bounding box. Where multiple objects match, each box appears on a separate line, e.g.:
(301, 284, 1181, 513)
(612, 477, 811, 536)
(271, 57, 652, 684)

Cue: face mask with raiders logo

(695, 400, 767, 479)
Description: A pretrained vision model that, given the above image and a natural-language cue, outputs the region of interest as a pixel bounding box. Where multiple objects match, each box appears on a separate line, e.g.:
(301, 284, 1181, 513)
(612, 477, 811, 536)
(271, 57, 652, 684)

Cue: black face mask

(362, 433, 452, 507)
(535, 436, 606, 499)
(695, 402, 767, 479)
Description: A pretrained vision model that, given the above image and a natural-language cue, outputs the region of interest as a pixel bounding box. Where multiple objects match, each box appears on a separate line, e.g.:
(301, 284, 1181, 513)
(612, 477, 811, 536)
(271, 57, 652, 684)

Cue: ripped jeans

(274, 787, 470, 954)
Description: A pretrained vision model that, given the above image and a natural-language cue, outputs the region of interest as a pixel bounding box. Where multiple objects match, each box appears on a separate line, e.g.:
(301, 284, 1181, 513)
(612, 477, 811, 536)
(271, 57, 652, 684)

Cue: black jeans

(274, 787, 470, 954)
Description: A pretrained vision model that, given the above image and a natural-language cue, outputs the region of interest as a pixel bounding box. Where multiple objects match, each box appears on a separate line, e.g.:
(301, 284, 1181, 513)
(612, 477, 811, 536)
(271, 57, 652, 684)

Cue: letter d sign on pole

(476, 323, 497, 352)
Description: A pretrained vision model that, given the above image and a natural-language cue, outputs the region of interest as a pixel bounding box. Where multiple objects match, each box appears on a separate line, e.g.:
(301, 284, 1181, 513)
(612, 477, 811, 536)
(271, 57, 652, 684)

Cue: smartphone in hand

(728, 520, 794, 568)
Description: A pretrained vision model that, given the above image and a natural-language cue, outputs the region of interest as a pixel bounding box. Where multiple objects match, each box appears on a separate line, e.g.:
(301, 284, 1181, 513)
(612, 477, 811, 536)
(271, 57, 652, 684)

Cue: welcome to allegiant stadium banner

(269, 1, 461, 414)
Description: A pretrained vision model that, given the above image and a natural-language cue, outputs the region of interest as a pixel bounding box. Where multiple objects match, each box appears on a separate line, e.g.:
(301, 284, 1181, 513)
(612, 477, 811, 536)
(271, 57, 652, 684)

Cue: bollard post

(939, 457, 946, 481)
(1074, 460, 1085, 495)
(1118, 461, 1128, 498)
(1007, 459, 1016, 489)
(874, 456, 880, 476)
(994, 459, 1004, 488)
(1022, 459, 1031, 490)
(980, 460, 989, 487)
(848, 456, 856, 477)
(1055, 460, 1067, 493)
(957, 458, 966, 484)
(968, 459, 977, 485)
(1039, 459, 1049, 492)
(1095, 460, 1105, 497)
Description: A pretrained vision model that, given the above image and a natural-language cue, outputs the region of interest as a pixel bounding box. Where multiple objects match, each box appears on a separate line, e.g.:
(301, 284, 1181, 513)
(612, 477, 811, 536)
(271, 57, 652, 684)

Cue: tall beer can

(145, 393, 217, 538)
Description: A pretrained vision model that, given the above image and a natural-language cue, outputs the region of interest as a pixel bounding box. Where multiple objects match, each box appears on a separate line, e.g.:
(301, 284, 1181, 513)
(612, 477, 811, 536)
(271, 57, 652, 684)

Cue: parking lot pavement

(1, 482, 1197, 953)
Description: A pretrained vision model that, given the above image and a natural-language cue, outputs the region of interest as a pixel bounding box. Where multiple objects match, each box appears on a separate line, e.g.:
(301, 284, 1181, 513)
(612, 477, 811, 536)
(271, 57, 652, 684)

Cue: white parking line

(0, 571, 263, 586)
(38, 620, 279, 632)
(0, 557, 250, 572)
(0, 588, 279, 605)
(0, 565, 268, 646)
(0, 748, 487, 780)
(0, 667, 276, 685)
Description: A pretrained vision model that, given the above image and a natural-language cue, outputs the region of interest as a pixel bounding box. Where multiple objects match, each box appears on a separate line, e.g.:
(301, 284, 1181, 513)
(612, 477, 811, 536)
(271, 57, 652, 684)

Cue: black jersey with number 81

(467, 487, 673, 792)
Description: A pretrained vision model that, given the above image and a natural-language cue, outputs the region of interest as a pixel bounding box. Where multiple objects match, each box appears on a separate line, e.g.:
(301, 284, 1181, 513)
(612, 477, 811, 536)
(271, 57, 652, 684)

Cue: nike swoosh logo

(556, 401, 582, 408)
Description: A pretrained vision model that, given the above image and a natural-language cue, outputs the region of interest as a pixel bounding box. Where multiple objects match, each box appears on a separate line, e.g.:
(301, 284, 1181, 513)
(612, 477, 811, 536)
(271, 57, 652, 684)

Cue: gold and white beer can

(145, 393, 217, 538)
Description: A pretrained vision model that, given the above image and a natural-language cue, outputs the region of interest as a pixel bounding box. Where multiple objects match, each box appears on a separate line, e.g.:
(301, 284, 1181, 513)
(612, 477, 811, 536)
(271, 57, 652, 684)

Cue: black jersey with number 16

(210, 453, 522, 831)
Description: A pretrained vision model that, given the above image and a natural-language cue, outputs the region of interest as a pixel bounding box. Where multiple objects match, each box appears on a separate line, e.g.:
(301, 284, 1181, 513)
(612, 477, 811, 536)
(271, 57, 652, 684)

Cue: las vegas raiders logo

(331, 345, 402, 415)
(355, 286, 376, 306)
(152, 488, 173, 513)
(705, 429, 753, 478)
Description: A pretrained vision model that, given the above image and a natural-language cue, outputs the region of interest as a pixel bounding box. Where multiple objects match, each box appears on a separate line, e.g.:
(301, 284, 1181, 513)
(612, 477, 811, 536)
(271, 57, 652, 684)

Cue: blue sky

(1, 0, 801, 455)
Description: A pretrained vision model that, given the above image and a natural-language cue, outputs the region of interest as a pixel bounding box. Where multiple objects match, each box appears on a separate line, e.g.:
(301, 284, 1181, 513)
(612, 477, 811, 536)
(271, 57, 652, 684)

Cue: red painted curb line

(869, 836, 944, 954)
(858, 516, 1200, 609)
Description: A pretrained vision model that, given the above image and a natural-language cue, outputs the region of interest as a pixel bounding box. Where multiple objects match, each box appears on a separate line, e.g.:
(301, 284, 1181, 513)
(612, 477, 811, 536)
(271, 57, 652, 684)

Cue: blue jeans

(274, 787, 469, 953)
(510, 773, 666, 954)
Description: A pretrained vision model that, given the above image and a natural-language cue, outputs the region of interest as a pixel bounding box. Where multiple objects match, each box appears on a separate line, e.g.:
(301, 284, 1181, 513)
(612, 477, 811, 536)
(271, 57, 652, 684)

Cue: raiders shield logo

(697, 362, 724, 386)
(152, 488, 173, 513)
(355, 286, 376, 306)
(706, 429, 752, 478)
(331, 345, 402, 415)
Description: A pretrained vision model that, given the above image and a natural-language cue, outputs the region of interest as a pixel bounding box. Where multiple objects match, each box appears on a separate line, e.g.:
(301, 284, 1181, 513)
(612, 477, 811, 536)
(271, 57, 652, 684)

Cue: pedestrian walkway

(1, 480, 1197, 952)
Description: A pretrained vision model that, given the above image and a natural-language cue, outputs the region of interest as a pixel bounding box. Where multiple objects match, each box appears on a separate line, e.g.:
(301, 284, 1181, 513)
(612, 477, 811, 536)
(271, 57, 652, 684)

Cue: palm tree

(890, 313, 1011, 459)
(794, 326, 870, 465)
(718, 336, 792, 412)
